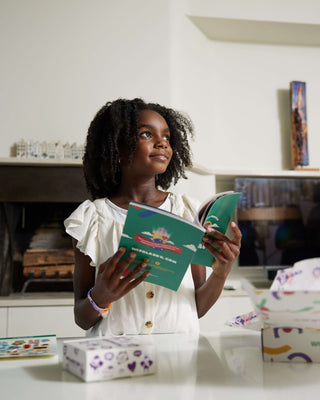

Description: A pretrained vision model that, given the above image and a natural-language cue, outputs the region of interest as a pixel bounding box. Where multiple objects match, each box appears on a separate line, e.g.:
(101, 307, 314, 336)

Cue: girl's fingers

(205, 227, 224, 239)
(110, 252, 149, 282)
(123, 260, 148, 279)
(203, 236, 240, 261)
(202, 235, 222, 248)
(230, 222, 242, 246)
(204, 229, 233, 247)
(204, 222, 242, 248)
(118, 261, 149, 290)
(203, 240, 228, 261)
(99, 247, 126, 276)
(111, 251, 137, 277)
(99, 248, 136, 289)
(218, 241, 240, 260)
(128, 271, 150, 291)
(111, 260, 149, 295)
(123, 270, 150, 294)
(95, 249, 149, 301)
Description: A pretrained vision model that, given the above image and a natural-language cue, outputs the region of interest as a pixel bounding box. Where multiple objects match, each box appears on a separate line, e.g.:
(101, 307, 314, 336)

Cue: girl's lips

(149, 154, 169, 161)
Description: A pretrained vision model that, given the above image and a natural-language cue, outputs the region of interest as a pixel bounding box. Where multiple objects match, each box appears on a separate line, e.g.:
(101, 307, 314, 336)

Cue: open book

(191, 191, 241, 267)
(119, 191, 241, 291)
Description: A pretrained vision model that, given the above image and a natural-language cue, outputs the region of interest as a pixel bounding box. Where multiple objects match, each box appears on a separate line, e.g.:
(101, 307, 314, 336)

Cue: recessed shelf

(213, 168, 320, 179)
(187, 15, 320, 46)
(188, 163, 320, 179)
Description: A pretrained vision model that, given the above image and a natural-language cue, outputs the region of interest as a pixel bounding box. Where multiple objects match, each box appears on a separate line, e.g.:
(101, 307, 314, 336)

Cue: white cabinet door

(0, 308, 7, 337)
(7, 306, 86, 338)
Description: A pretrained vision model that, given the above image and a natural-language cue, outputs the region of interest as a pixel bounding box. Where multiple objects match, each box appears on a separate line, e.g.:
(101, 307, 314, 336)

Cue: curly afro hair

(83, 98, 194, 200)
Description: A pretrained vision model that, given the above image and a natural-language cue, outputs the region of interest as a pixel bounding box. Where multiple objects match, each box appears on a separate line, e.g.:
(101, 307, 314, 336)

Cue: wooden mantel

(0, 158, 88, 203)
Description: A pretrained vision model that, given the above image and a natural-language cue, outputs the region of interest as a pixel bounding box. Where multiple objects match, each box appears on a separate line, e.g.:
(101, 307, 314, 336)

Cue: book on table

(118, 191, 241, 291)
(0, 335, 57, 358)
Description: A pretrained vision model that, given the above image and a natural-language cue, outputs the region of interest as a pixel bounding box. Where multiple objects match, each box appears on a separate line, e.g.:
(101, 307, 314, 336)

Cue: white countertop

(1, 329, 319, 400)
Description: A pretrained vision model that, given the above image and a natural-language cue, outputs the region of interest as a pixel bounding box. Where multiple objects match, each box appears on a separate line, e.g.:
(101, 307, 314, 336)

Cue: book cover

(191, 192, 241, 267)
(119, 202, 205, 291)
(119, 192, 241, 290)
(0, 334, 57, 358)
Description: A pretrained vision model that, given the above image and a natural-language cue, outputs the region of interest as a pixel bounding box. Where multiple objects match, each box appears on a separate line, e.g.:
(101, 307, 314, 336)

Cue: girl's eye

(140, 131, 152, 139)
(163, 135, 170, 141)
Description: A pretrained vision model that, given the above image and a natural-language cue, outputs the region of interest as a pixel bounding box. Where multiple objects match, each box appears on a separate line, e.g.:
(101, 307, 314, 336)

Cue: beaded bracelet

(87, 288, 111, 318)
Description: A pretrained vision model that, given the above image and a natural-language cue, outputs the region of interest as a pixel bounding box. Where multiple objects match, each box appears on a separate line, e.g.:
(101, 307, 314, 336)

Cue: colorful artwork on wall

(290, 81, 309, 167)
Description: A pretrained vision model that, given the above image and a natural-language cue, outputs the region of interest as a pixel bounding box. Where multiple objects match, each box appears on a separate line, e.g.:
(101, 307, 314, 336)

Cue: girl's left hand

(202, 222, 242, 279)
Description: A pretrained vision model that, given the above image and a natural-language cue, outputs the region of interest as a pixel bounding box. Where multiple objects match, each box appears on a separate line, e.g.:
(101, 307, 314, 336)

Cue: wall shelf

(187, 163, 320, 183)
(0, 157, 82, 167)
(209, 168, 320, 194)
(187, 15, 320, 46)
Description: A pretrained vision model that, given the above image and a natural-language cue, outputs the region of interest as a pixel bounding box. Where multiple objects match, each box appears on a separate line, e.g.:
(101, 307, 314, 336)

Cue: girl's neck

(110, 181, 168, 210)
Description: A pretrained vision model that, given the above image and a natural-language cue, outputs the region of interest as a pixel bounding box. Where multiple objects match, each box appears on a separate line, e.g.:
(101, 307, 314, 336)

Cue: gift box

(241, 258, 320, 363)
(62, 336, 156, 382)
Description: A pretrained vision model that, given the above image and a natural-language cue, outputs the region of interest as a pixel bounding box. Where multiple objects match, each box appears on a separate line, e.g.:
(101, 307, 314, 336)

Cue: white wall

(1, 0, 320, 192)
(172, 0, 320, 177)
(0, 0, 172, 157)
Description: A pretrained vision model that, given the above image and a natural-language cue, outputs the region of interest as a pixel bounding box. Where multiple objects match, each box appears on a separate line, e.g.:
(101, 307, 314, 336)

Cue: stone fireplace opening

(0, 161, 88, 295)
(12, 202, 79, 293)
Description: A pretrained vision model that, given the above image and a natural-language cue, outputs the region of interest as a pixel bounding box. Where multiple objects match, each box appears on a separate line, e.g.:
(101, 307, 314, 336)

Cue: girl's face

(123, 109, 173, 177)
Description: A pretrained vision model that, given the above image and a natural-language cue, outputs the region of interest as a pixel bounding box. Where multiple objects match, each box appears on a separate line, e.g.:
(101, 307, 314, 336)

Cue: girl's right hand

(89, 247, 149, 309)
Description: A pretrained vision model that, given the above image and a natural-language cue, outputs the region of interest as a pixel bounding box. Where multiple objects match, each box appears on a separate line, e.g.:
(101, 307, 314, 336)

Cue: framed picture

(290, 81, 309, 167)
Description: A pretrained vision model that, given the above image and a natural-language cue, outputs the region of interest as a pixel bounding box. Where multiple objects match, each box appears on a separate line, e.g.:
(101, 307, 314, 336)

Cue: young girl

(64, 98, 241, 336)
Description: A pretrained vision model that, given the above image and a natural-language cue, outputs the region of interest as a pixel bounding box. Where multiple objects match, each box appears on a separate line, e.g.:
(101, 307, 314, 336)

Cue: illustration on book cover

(133, 225, 182, 254)
(121, 204, 197, 258)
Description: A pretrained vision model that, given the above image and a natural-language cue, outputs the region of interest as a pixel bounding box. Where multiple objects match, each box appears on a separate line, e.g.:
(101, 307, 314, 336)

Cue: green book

(119, 191, 241, 291)
(191, 191, 241, 267)
(119, 201, 205, 291)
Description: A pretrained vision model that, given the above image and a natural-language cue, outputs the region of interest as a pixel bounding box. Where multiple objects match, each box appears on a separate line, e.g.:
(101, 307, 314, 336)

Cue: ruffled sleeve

(171, 193, 201, 222)
(64, 199, 123, 267)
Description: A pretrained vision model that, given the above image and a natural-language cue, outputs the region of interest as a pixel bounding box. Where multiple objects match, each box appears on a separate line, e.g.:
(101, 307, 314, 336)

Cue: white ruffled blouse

(64, 192, 201, 336)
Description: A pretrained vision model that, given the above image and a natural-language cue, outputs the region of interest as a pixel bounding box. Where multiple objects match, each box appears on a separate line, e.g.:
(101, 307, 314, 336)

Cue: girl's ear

(119, 154, 130, 169)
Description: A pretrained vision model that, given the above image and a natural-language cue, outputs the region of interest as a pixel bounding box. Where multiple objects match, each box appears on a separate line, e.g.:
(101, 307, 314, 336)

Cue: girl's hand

(90, 247, 149, 309)
(202, 222, 242, 280)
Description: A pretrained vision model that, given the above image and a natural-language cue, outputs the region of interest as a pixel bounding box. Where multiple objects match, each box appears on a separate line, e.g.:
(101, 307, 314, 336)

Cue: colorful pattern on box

(242, 277, 320, 363)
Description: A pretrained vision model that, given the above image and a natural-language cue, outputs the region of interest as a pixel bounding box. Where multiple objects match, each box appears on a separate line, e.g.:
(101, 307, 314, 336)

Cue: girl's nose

(154, 137, 167, 148)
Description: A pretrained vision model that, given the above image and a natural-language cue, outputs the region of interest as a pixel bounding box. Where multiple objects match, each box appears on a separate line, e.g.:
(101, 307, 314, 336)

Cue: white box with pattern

(62, 336, 156, 382)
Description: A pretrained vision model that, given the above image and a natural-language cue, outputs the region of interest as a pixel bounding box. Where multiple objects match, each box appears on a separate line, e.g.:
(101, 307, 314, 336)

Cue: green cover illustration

(119, 202, 205, 291)
(191, 192, 241, 267)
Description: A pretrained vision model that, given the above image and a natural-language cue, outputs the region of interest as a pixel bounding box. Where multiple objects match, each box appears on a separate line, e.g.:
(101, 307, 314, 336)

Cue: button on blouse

(146, 291, 154, 299)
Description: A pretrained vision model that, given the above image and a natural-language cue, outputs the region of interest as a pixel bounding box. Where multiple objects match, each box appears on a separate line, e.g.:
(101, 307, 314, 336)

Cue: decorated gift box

(62, 336, 156, 382)
(241, 258, 320, 363)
